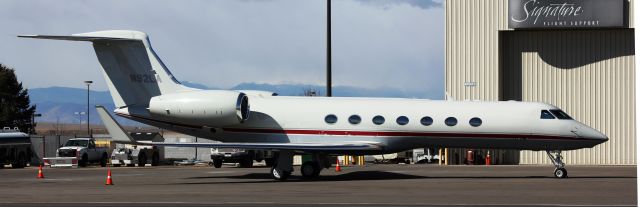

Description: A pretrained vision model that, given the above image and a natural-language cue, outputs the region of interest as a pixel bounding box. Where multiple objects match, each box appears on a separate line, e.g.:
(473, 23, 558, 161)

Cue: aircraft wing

(95, 105, 383, 151)
(138, 142, 382, 151)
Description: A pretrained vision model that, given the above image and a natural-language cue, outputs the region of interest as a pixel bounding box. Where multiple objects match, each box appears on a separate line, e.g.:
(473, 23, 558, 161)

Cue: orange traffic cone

(335, 158, 341, 172)
(485, 154, 491, 166)
(37, 165, 44, 179)
(105, 169, 113, 185)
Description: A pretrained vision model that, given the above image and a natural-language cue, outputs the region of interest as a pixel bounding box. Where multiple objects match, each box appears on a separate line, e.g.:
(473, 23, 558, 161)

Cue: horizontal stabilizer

(96, 105, 137, 143)
(17, 35, 137, 42)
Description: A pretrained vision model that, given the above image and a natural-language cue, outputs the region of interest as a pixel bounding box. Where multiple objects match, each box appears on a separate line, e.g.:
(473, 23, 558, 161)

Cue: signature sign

(509, 0, 624, 29)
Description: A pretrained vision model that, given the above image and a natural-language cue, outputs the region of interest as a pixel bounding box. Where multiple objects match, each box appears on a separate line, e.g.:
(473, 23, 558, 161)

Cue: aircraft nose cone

(582, 126, 608, 142)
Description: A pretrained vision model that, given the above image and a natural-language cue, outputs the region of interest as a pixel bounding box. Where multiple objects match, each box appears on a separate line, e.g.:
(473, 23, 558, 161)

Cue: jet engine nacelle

(148, 90, 249, 127)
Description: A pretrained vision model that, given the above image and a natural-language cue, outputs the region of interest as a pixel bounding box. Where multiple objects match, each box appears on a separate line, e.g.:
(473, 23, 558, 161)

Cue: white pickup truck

(45, 138, 108, 167)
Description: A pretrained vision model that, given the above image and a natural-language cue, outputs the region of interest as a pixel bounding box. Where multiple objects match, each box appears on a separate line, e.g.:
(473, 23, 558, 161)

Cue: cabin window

(325, 114, 338, 124)
(445, 117, 458, 126)
(469, 117, 482, 127)
(420, 116, 433, 126)
(348, 115, 362, 125)
(540, 110, 555, 119)
(549, 109, 573, 120)
(372, 115, 385, 125)
(396, 116, 409, 125)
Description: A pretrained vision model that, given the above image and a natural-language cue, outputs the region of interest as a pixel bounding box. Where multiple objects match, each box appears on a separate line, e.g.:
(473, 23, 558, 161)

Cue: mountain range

(29, 82, 442, 126)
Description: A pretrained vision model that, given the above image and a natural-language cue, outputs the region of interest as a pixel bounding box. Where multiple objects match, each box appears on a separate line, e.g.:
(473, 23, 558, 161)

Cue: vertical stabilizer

(19, 30, 195, 108)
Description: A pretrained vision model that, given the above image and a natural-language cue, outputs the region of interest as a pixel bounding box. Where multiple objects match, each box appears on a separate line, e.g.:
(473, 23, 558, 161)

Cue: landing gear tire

(547, 150, 568, 179)
(213, 159, 223, 168)
(138, 153, 147, 167)
(554, 168, 568, 178)
(301, 161, 321, 179)
(271, 167, 291, 181)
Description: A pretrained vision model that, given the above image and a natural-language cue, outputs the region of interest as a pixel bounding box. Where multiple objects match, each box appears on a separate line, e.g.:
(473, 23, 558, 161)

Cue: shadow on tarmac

(171, 170, 636, 185)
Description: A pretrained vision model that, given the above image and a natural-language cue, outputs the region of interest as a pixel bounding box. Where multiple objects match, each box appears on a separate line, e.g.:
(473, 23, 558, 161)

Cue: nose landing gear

(546, 150, 568, 178)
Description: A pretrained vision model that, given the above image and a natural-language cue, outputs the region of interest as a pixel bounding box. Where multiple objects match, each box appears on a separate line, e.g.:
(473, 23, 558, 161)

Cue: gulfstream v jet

(20, 30, 608, 180)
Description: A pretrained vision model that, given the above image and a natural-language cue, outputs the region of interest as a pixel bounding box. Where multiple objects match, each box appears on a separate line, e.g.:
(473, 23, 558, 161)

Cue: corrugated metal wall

(445, 0, 636, 165)
(445, 0, 509, 101)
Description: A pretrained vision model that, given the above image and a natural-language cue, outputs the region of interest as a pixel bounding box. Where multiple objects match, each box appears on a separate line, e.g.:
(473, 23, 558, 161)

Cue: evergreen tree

(0, 63, 36, 134)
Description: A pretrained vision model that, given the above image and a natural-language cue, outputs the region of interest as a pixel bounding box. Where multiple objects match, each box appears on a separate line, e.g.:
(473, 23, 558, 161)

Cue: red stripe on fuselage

(222, 128, 582, 141)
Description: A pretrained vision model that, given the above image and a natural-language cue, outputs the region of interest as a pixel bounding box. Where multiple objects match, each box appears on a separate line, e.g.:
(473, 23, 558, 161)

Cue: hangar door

(499, 29, 636, 165)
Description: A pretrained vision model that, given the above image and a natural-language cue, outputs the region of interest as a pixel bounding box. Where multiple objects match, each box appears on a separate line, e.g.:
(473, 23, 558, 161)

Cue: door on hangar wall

(499, 29, 636, 165)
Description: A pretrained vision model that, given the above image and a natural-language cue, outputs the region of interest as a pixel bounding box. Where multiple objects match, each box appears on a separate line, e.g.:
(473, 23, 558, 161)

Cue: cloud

(355, 0, 443, 9)
(0, 0, 444, 98)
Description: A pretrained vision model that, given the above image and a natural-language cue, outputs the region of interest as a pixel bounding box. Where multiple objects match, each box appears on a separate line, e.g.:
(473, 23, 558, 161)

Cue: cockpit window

(549, 109, 573, 120)
(540, 110, 555, 119)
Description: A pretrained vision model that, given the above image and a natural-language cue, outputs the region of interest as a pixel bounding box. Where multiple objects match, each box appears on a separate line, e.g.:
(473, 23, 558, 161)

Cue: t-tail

(18, 30, 196, 109)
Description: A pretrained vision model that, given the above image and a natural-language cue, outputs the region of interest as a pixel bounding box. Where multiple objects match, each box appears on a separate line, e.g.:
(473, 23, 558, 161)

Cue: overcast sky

(0, 0, 444, 97)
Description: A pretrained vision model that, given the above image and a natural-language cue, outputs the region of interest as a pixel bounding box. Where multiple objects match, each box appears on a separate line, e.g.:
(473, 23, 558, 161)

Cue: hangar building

(445, 0, 635, 165)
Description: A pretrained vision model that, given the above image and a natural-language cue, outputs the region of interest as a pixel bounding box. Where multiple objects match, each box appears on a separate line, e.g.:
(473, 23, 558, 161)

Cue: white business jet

(20, 30, 607, 180)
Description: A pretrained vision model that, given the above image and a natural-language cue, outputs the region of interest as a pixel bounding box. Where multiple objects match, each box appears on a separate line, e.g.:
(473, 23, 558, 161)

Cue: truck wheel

(151, 152, 160, 166)
(113, 164, 122, 167)
(12, 152, 26, 168)
(213, 159, 223, 168)
(79, 154, 88, 167)
(138, 153, 147, 167)
(100, 153, 108, 167)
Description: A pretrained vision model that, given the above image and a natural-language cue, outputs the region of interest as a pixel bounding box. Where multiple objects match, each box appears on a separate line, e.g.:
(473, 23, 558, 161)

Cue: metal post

(84, 81, 92, 136)
(326, 0, 332, 97)
(444, 148, 449, 165)
(42, 136, 46, 161)
(31, 113, 40, 134)
(195, 137, 198, 160)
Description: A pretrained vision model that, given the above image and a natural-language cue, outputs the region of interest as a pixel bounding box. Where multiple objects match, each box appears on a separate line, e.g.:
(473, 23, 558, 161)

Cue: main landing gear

(546, 150, 567, 178)
(271, 151, 293, 181)
(300, 154, 330, 179)
(270, 151, 330, 181)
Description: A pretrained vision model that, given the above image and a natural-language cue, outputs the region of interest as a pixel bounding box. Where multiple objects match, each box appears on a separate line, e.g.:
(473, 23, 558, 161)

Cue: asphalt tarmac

(0, 164, 635, 207)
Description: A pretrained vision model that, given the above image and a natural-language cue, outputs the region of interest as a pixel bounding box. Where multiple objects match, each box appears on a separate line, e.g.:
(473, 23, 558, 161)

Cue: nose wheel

(554, 168, 568, 178)
(547, 150, 568, 178)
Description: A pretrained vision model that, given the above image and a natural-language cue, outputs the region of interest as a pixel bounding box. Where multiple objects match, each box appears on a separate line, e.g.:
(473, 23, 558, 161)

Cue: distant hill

(29, 83, 442, 125)
(29, 87, 140, 126)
